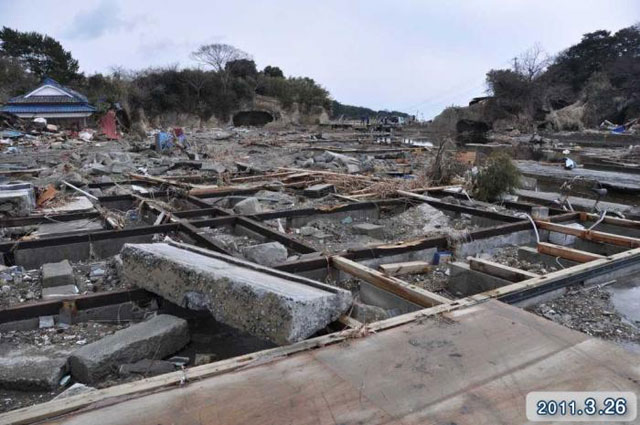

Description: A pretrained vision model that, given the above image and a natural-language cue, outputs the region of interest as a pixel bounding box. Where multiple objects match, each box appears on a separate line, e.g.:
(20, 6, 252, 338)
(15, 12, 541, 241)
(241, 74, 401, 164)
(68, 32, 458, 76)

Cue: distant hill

(331, 100, 410, 120)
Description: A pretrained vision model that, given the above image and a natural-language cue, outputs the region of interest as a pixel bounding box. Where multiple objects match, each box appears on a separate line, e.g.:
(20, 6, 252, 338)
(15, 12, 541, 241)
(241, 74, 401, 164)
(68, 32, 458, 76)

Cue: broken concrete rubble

(242, 242, 288, 266)
(120, 243, 352, 345)
(233, 197, 263, 215)
(0, 348, 68, 391)
(68, 314, 189, 384)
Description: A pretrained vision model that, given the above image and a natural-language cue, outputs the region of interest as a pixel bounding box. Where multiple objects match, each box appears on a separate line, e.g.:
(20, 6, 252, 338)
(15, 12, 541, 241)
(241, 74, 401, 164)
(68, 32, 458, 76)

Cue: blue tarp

(155, 132, 173, 151)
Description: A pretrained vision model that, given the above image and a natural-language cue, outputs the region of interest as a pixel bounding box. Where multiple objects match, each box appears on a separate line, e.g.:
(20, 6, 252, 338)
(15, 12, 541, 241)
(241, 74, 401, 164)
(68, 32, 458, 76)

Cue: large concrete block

(0, 348, 68, 391)
(69, 314, 189, 384)
(42, 260, 75, 288)
(120, 243, 352, 345)
(0, 188, 34, 217)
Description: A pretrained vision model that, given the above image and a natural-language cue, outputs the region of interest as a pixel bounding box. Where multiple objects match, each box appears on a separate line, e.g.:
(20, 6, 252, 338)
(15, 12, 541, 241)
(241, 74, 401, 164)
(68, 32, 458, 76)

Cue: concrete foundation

(447, 261, 512, 297)
(69, 314, 189, 384)
(120, 243, 352, 345)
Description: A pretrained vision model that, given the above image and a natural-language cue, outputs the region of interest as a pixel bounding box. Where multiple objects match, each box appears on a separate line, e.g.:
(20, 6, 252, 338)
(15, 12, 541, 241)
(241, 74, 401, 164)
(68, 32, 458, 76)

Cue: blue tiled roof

(5, 78, 92, 106)
(1, 104, 96, 113)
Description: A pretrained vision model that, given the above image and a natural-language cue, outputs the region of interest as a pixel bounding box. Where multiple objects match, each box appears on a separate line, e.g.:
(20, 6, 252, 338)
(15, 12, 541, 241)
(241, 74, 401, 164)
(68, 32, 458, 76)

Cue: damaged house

(0, 78, 96, 127)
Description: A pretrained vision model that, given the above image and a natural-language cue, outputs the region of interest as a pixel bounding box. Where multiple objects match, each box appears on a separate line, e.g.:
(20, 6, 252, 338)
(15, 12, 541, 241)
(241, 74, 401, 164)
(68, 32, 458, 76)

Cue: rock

(346, 163, 361, 174)
(109, 161, 134, 174)
(118, 359, 176, 377)
(53, 383, 95, 400)
(233, 197, 263, 215)
(352, 223, 385, 238)
(352, 302, 390, 323)
(300, 226, 317, 237)
(120, 243, 352, 345)
(243, 242, 288, 267)
(303, 183, 335, 198)
(89, 163, 110, 175)
(42, 260, 75, 288)
(1, 285, 10, 294)
(0, 348, 68, 391)
(194, 353, 216, 366)
(201, 162, 226, 173)
(69, 314, 189, 384)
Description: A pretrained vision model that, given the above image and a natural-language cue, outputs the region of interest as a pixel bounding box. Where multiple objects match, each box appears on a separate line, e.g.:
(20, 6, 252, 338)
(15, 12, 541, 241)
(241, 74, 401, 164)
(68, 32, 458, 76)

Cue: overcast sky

(1, 0, 638, 118)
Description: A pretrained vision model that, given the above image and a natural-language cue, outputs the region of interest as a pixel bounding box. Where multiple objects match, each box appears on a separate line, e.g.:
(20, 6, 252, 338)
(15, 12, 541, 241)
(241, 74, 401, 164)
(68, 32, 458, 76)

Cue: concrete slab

(0, 188, 33, 217)
(42, 285, 79, 300)
(40, 197, 95, 214)
(0, 347, 67, 391)
(69, 314, 189, 384)
(120, 243, 352, 345)
(41, 260, 74, 288)
(352, 223, 385, 238)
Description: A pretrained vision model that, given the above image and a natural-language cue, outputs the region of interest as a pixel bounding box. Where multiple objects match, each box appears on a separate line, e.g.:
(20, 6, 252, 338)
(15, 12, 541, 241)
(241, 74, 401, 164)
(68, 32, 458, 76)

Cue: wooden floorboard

(33, 301, 640, 425)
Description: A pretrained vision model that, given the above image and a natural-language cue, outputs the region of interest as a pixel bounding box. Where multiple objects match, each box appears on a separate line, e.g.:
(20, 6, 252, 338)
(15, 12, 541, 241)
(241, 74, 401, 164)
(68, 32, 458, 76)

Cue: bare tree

(191, 44, 250, 73)
(512, 43, 551, 81)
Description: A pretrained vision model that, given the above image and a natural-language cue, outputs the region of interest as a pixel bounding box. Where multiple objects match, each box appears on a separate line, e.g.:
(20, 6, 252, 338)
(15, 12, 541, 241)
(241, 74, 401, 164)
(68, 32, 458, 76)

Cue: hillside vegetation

(432, 24, 640, 133)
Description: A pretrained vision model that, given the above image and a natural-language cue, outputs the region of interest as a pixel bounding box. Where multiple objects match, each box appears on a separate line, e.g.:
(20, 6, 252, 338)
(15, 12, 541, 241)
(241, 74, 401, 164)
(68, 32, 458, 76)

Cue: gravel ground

(530, 286, 640, 350)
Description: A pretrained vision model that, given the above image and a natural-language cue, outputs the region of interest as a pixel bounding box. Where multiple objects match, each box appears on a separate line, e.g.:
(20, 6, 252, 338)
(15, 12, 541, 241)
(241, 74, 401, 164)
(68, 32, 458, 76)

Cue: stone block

(69, 314, 189, 384)
(243, 242, 288, 266)
(0, 348, 68, 390)
(303, 184, 335, 198)
(120, 243, 352, 345)
(233, 197, 262, 215)
(353, 223, 385, 238)
(41, 260, 74, 288)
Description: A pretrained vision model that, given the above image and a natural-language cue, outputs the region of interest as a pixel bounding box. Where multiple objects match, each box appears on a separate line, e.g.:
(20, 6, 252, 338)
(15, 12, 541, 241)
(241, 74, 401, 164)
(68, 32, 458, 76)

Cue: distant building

(1, 78, 96, 127)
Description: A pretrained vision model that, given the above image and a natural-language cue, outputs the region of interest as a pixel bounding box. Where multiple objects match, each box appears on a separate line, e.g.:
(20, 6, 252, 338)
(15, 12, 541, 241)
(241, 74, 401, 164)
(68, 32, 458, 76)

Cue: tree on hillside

(512, 43, 551, 81)
(191, 43, 250, 82)
(226, 59, 258, 79)
(0, 27, 80, 83)
(263, 65, 284, 78)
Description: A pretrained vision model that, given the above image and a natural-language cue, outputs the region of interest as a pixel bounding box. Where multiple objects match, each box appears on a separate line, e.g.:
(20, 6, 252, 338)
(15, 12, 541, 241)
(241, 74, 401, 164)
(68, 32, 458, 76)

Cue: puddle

(607, 279, 640, 328)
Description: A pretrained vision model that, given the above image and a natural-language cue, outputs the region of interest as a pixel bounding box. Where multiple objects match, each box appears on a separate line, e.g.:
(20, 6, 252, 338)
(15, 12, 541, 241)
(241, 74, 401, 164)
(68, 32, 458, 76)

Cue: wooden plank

(467, 257, 540, 282)
(537, 242, 605, 263)
(579, 212, 640, 230)
(13, 301, 640, 425)
(378, 261, 432, 276)
(338, 314, 363, 328)
(535, 220, 640, 248)
(331, 255, 449, 306)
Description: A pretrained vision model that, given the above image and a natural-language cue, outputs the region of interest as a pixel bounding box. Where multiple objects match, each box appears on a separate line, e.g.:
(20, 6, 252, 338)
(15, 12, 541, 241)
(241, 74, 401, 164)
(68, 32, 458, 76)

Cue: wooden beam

(579, 212, 640, 230)
(378, 261, 432, 276)
(537, 242, 605, 263)
(467, 257, 540, 282)
(331, 255, 449, 307)
(535, 220, 640, 248)
(338, 314, 363, 328)
(483, 247, 640, 303)
(396, 189, 440, 202)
